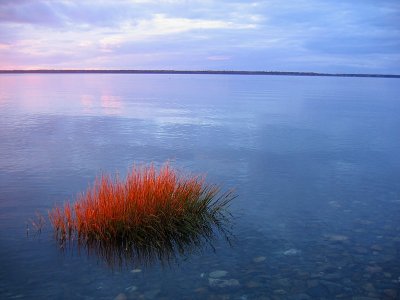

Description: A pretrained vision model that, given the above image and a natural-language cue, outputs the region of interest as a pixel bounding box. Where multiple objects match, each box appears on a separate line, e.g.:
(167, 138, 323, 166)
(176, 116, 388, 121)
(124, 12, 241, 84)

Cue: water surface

(0, 74, 399, 299)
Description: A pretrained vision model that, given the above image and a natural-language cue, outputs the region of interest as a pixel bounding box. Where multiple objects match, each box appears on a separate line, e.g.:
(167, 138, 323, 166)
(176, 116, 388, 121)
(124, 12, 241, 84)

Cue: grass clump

(49, 163, 235, 265)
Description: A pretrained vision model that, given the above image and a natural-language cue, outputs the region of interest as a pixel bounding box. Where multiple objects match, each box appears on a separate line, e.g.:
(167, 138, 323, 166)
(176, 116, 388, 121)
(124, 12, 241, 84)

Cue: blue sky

(0, 0, 399, 73)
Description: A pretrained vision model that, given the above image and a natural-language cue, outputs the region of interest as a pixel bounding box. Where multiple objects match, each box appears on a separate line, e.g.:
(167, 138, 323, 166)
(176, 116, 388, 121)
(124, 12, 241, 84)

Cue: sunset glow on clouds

(0, 0, 399, 73)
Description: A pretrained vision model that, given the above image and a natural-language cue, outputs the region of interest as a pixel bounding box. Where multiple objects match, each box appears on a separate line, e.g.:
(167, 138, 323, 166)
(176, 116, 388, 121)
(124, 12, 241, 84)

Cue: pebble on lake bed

(114, 293, 127, 300)
(365, 265, 383, 274)
(370, 244, 383, 251)
(143, 289, 161, 299)
(273, 289, 287, 295)
(209, 278, 240, 288)
(384, 289, 397, 298)
(245, 281, 261, 288)
(253, 256, 266, 263)
(125, 285, 137, 292)
(325, 234, 349, 242)
(283, 248, 301, 256)
(209, 270, 228, 278)
(131, 269, 142, 273)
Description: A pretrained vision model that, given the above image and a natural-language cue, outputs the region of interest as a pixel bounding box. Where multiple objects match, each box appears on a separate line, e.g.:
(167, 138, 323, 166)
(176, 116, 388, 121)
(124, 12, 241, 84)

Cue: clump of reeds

(49, 164, 235, 266)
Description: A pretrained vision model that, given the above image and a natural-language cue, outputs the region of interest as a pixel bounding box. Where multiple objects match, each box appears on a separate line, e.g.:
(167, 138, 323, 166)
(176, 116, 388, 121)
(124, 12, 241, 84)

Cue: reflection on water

(53, 218, 232, 271)
(100, 95, 123, 114)
(1, 74, 400, 299)
(80, 94, 124, 115)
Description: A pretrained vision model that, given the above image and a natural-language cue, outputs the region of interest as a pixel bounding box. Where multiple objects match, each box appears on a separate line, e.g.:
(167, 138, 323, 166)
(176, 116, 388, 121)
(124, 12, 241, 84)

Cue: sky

(0, 0, 399, 73)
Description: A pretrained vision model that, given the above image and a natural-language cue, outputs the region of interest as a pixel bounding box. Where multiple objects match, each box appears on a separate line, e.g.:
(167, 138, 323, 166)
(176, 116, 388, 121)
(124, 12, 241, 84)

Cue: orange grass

(49, 164, 235, 254)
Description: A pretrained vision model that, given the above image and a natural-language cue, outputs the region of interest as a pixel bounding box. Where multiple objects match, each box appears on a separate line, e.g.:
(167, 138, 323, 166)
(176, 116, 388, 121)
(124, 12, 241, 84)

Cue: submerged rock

(363, 283, 375, 292)
(194, 287, 207, 293)
(274, 278, 290, 288)
(288, 293, 312, 300)
(283, 248, 301, 256)
(365, 265, 382, 274)
(370, 244, 383, 251)
(245, 281, 261, 288)
(114, 293, 127, 300)
(143, 289, 161, 299)
(209, 270, 228, 278)
(253, 256, 266, 263)
(383, 289, 397, 298)
(325, 234, 349, 242)
(307, 283, 329, 298)
(322, 273, 342, 281)
(273, 289, 287, 295)
(319, 280, 343, 294)
(131, 268, 142, 273)
(209, 278, 240, 288)
(125, 285, 138, 292)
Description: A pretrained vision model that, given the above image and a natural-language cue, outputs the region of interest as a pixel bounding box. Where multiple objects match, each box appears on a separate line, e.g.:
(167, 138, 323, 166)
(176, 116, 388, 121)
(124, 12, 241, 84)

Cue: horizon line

(0, 69, 399, 78)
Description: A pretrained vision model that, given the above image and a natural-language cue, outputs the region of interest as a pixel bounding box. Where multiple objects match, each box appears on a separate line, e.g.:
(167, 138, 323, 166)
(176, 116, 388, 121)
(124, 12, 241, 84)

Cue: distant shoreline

(0, 70, 399, 78)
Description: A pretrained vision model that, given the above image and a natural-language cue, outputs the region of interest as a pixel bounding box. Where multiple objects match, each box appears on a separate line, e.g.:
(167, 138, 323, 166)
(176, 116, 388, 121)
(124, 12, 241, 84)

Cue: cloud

(0, 1, 63, 26)
(207, 55, 232, 61)
(95, 13, 257, 52)
(137, 13, 256, 34)
(0, 0, 399, 73)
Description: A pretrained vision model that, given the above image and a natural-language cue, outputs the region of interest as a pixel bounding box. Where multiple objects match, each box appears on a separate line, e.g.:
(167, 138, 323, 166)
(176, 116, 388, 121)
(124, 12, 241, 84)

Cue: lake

(0, 74, 399, 299)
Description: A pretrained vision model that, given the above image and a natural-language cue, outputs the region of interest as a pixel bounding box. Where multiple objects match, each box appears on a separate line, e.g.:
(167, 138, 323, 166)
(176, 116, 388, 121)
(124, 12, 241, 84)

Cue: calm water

(0, 74, 399, 299)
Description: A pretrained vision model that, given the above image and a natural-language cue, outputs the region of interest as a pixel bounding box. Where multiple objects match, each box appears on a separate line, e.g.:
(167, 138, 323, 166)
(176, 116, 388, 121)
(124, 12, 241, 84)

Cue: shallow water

(0, 74, 399, 299)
